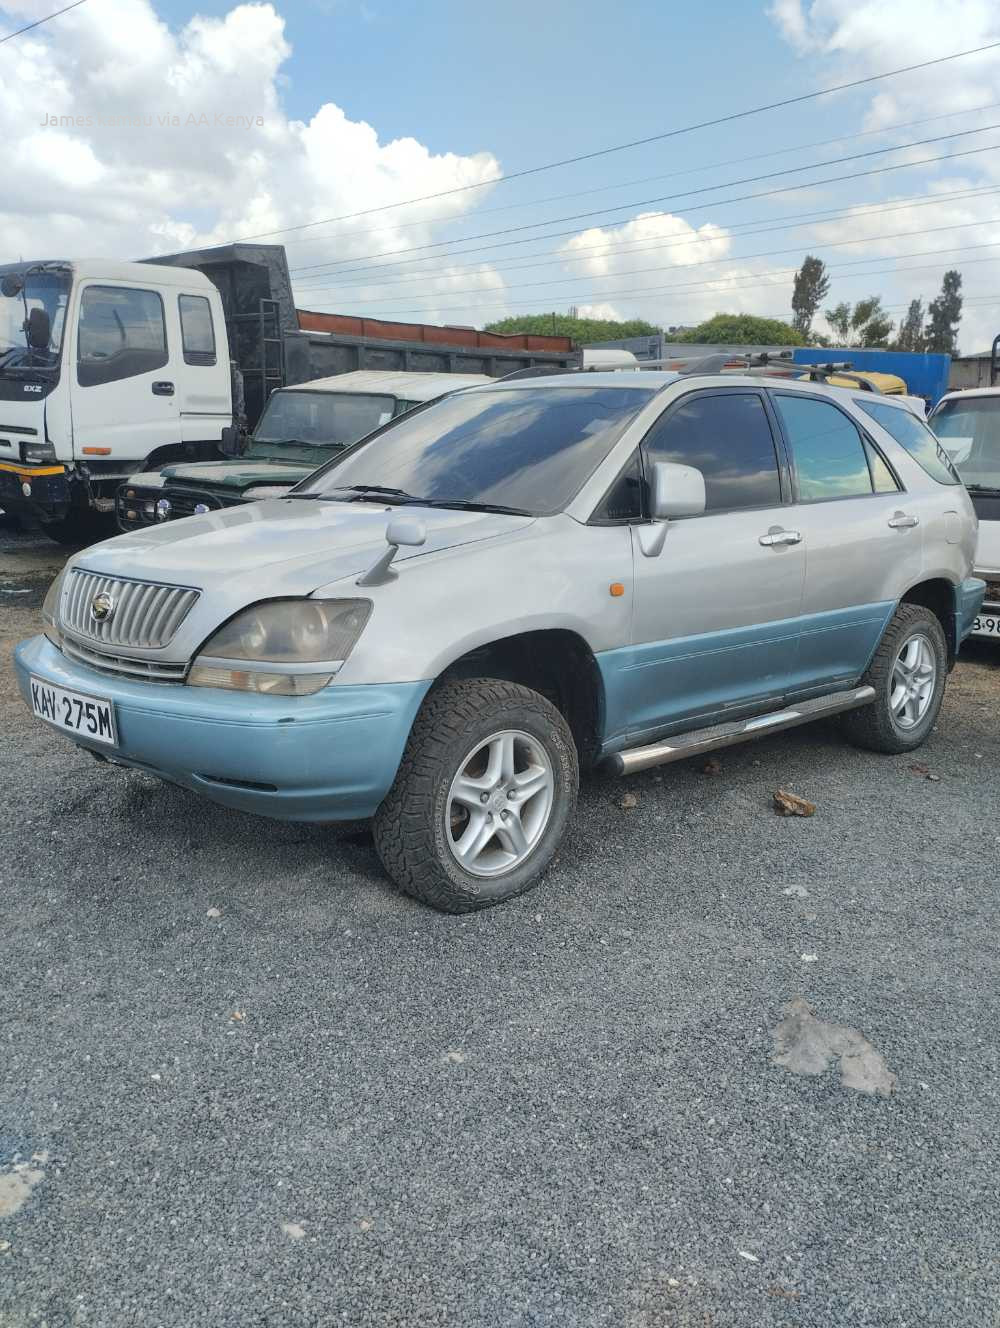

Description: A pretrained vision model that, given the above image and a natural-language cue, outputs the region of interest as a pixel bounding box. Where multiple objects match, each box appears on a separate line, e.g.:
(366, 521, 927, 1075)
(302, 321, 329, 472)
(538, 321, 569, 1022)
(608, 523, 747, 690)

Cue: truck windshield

(296, 385, 656, 515)
(929, 396, 1000, 493)
(249, 390, 398, 461)
(0, 268, 70, 372)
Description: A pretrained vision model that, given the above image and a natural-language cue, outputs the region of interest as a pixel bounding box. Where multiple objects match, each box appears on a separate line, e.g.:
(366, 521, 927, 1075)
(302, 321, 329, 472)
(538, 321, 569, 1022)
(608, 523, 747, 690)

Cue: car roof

(462, 370, 907, 402)
(282, 370, 495, 400)
(936, 387, 1000, 402)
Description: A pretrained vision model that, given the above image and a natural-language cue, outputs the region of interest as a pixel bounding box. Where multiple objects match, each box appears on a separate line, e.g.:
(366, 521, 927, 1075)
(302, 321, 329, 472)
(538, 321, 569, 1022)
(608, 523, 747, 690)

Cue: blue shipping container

(792, 348, 950, 404)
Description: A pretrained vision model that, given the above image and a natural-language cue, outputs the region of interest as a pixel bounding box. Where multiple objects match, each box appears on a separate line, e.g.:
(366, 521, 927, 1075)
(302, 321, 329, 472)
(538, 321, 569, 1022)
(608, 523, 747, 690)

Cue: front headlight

(21, 440, 57, 465)
(188, 598, 372, 695)
(41, 567, 67, 645)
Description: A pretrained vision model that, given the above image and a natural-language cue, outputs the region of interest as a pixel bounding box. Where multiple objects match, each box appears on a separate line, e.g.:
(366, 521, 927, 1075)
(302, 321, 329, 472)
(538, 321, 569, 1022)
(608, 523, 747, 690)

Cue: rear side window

(77, 286, 168, 386)
(773, 394, 872, 501)
(178, 295, 216, 366)
(641, 391, 782, 512)
(862, 399, 960, 486)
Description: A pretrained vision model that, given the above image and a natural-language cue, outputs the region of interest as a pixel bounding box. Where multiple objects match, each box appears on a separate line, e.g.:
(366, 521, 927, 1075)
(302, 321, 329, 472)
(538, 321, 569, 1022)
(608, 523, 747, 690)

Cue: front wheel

(841, 603, 948, 754)
(373, 678, 579, 913)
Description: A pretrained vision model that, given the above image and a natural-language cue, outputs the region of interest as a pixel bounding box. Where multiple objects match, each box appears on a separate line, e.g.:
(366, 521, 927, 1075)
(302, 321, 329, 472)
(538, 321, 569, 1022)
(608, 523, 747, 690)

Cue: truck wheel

(373, 678, 579, 913)
(841, 603, 947, 754)
(40, 510, 116, 547)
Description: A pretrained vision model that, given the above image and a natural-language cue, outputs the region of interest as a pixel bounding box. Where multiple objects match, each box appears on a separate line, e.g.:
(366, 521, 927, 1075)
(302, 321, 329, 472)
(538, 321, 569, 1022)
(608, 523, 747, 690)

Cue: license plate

(971, 613, 1000, 638)
(29, 675, 117, 746)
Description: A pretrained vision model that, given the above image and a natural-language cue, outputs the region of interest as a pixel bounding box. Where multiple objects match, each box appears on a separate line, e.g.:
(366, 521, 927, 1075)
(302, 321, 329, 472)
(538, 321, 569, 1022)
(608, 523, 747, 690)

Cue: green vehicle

(116, 370, 493, 529)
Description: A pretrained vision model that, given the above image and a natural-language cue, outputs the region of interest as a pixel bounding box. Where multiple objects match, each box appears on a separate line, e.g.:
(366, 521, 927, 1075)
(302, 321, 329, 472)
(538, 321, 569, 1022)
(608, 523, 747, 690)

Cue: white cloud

(0, 0, 502, 319)
(763, 0, 1000, 351)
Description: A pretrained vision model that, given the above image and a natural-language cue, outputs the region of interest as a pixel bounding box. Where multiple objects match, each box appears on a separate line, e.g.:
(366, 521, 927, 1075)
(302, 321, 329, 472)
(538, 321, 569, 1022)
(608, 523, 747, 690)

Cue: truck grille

(63, 569, 199, 649)
(61, 636, 187, 683)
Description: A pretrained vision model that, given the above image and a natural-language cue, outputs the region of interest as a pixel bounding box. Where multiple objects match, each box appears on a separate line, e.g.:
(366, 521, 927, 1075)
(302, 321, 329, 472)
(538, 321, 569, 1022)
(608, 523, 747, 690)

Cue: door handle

(152, 381, 175, 396)
(759, 527, 802, 547)
(888, 512, 919, 529)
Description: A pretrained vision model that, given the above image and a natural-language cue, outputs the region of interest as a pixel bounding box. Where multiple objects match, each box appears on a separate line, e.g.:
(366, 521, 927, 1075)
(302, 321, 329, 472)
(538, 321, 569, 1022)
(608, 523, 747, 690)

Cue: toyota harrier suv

(16, 366, 984, 912)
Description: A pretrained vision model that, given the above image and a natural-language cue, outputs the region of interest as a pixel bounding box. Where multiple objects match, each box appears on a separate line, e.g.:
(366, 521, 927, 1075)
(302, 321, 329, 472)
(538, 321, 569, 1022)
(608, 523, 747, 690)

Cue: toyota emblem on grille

(90, 591, 115, 622)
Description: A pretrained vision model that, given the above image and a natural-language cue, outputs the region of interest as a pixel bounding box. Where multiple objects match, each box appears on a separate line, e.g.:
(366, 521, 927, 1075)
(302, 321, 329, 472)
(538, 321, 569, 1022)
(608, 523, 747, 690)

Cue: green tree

(675, 313, 807, 346)
(823, 296, 894, 348)
(791, 254, 830, 339)
(893, 299, 926, 353)
(924, 270, 963, 355)
(483, 313, 660, 344)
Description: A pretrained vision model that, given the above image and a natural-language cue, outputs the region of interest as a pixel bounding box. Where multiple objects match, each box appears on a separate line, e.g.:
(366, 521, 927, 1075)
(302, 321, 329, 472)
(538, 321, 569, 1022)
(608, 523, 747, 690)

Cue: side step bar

(607, 686, 875, 776)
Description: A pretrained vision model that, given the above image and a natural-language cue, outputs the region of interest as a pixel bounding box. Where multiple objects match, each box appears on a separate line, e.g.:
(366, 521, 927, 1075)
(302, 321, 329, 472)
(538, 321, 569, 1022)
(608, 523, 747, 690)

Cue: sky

(4, 0, 1000, 351)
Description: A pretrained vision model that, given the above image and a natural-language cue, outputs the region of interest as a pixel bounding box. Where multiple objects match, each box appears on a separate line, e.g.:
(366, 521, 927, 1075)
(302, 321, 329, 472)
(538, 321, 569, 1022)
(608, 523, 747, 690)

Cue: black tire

(373, 677, 579, 913)
(40, 509, 116, 547)
(840, 603, 948, 754)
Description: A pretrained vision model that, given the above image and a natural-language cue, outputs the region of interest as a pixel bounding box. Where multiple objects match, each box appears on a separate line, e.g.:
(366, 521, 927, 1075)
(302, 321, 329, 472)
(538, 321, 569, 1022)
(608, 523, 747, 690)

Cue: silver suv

(16, 367, 985, 912)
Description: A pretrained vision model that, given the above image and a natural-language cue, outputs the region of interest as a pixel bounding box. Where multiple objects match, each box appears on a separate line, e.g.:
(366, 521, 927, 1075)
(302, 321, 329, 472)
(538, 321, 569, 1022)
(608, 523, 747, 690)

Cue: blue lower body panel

(596, 601, 895, 748)
(956, 577, 987, 644)
(14, 635, 430, 822)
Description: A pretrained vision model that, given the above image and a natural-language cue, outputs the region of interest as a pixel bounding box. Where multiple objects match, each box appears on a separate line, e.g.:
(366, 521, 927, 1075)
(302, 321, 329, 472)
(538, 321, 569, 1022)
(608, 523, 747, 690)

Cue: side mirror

(1, 273, 23, 298)
(649, 460, 706, 520)
(357, 516, 427, 587)
(219, 425, 244, 457)
(385, 516, 427, 549)
(25, 307, 50, 349)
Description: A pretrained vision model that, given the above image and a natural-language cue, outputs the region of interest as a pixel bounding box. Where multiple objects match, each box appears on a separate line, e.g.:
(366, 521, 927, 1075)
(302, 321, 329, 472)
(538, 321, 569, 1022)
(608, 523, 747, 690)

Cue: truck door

(70, 281, 181, 462)
(174, 291, 231, 446)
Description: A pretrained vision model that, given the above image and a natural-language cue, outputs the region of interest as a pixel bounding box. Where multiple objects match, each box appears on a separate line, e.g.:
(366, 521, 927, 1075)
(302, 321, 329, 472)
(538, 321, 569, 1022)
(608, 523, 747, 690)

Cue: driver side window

(642, 391, 782, 513)
(77, 285, 168, 387)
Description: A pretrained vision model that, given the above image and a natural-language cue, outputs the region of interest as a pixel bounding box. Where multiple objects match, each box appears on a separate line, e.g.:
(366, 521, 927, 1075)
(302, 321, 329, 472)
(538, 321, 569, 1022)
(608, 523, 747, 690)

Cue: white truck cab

(0, 259, 230, 542)
(928, 387, 1000, 639)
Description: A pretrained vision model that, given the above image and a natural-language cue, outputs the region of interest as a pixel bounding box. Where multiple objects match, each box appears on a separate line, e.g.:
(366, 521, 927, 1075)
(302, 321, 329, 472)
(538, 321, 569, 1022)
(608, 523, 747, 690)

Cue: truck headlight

(41, 567, 67, 645)
(21, 439, 57, 465)
(187, 598, 371, 695)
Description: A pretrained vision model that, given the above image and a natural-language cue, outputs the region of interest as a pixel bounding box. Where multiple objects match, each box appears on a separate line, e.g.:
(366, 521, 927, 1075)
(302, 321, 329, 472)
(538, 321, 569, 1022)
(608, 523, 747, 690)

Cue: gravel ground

(2, 527, 999, 1327)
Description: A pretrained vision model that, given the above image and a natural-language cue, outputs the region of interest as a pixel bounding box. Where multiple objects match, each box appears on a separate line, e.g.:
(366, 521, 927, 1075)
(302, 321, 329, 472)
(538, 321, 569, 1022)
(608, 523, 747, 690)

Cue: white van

(928, 388, 1000, 638)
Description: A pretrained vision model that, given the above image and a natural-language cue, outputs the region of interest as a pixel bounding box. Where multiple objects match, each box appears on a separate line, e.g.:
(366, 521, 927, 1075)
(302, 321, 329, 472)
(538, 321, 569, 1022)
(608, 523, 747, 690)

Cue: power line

(299, 245, 1000, 321)
(291, 143, 1000, 284)
(295, 186, 1000, 295)
(291, 122, 1000, 276)
(229, 39, 1000, 244)
(0, 0, 88, 44)
(281, 100, 1000, 252)
(313, 217, 1000, 310)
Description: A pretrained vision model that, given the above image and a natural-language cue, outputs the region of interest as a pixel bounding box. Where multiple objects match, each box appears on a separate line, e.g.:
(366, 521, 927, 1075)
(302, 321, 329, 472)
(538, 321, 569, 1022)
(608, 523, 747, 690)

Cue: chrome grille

(61, 636, 187, 683)
(62, 569, 199, 648)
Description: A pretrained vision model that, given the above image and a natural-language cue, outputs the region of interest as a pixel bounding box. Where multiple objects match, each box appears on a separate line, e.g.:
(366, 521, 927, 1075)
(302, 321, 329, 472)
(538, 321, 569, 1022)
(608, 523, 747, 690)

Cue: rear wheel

(841, 603, 947, 754)
(373, 678, 579, 913)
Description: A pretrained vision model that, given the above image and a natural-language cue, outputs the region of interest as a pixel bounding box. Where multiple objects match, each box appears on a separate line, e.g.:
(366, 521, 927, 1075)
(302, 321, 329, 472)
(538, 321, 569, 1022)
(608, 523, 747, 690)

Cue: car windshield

(249, 390, 399, 460)
(296, 385, 656, 515)
(929, 396, 1000, 492)
(0, 267, 70, 372)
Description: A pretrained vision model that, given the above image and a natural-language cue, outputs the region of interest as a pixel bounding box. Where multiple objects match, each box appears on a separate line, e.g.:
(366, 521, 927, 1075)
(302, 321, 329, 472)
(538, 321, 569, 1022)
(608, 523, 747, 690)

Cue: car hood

(157, 459, 314, 490)
(75, 498, 535, 597)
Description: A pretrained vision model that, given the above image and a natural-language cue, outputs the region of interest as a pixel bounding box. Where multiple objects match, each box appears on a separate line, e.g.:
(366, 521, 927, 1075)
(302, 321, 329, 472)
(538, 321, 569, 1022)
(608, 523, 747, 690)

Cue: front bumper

(116, 483, 237, 531)
(15, 635, 429, 822)
(0, 462, 70, 520)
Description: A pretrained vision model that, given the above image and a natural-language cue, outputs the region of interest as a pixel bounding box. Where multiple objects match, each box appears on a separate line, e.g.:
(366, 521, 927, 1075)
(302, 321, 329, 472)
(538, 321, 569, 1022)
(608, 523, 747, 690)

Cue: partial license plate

(29, 675, 117, 746)
(971, 612, 1000, 639)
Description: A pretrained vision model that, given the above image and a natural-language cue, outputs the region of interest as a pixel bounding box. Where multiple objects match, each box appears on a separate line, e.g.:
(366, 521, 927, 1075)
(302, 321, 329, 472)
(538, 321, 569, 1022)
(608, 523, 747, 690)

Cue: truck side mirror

(219, 425, 244, 458)
(25, 308, 50, 349)
(649, 460, 706, 519)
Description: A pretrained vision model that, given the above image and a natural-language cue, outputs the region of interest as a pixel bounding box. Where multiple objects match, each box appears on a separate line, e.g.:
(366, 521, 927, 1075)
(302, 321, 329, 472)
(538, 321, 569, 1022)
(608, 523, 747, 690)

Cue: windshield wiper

(418, 497, 532, 516)
(326, 484, 422, 503)
(964, 482, 1000, 494)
